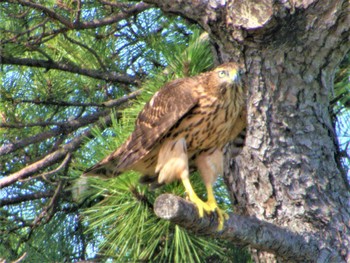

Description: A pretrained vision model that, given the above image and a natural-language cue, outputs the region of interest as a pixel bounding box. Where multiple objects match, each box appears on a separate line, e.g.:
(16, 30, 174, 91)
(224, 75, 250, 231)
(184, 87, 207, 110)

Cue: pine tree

(0, 1, 349, 262)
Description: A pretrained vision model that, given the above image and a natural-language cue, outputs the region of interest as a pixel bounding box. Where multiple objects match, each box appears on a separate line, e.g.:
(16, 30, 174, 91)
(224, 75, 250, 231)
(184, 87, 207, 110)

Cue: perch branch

(154, 194, 340, 262)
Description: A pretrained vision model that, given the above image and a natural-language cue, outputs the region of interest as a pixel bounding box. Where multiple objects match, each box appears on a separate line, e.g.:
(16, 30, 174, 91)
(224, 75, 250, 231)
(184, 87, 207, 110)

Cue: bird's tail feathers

(82, 161, 121, 179)
(139, 174, 163, 190)
(82, 147, 123, 179)
(72, 156, 122, 202)
(71, 176, 91, 202)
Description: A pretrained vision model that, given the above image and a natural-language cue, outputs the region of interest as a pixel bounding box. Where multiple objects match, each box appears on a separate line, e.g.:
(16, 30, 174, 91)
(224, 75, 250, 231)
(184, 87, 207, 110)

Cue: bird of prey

(83, 62, 246, 230)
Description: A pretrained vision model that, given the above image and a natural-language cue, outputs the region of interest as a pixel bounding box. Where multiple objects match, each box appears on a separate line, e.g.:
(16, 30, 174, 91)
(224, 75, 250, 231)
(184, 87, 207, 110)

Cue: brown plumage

(83, 63, 246, 230)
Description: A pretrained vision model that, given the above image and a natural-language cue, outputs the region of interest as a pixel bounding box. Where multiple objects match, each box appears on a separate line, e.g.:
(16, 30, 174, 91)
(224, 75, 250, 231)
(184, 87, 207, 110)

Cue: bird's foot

(186, 193, 228, 231)
(186, 193, 211, 218)
(205, 199, 229, 231)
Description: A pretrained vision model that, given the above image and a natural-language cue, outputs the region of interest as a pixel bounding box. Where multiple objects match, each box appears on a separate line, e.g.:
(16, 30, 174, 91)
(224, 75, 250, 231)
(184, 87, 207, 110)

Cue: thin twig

(1, 98, 104, 108)
(0, 191, 55, 207)
(0, 90, 141, 155)
(0, 129, 91, 188)
(63, 32, 107, 71)
(99, 0, 133, 8)
(3, 18, 50, 45)
(8, 0, 151, 30)
(0, 121, 63, 128)
(75, 0, 82, 24)
(12, 252, 27, 263)
(20, 153, 71, 182)
(28, 180, 64, 239)
(0, 109, 109, 155)
(0, 112, 113, 188)
(0, 55, 137, 84)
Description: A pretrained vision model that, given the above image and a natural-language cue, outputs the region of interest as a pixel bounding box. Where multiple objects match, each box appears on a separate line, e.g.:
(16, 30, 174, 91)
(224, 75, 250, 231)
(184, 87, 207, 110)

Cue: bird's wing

(118, 77, 200, 169)
(83, 77, 200, 177)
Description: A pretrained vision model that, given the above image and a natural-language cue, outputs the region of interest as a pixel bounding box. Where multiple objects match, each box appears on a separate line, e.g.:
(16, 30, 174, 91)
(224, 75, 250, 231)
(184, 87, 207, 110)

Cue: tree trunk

(223, 1, 350, 261)
(225, 42, 350, 262)
(146, 0, 350, 261)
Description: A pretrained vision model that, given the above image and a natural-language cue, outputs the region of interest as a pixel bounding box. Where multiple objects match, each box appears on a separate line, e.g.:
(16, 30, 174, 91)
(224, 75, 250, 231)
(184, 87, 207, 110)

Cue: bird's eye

(218, 71, 227, 78)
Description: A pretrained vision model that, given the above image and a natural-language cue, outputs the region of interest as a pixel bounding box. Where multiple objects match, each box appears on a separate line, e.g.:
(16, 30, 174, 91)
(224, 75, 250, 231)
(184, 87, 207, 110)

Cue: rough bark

(146, 0, 350, 261)
(154, 194, 328, 262)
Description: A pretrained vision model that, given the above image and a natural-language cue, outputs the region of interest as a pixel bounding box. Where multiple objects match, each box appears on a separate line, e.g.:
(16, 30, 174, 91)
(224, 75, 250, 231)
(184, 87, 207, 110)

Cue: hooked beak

(230, 69, 241, 83)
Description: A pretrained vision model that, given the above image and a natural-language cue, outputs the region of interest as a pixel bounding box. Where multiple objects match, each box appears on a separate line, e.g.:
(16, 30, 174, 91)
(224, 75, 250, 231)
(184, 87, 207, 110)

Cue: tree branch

(0, 118, 107, 189)
(0, 109, 109, 155)
(0, 191, 55, 207)
(154, 194, 341, 262)
(0, 98, 104, 108)
(0, 55, 137, 84)
(12, 252, 27, 263)
(21, 153, 71, 182)
(8, 0, 151, 29)
(1, 90, 141, 109)
(0, 121, 65, 128)
(63, 32, 107, 71)
(0, 90, 142, 188)
(0, 90, 141, 155)
(31, 180, 63, 227)
(144, 0, 207, 23)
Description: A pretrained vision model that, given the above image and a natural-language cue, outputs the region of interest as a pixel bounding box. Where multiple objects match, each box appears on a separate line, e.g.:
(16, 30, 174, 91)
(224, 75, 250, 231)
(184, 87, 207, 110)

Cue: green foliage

(1, 1, 348, 262)
(0, 2, 252, 261)
(82, 175, 228, 262)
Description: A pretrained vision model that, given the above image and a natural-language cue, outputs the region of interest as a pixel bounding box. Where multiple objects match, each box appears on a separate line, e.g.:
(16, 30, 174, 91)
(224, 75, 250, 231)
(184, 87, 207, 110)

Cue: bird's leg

(205, 182, 229, 230)
(181, 175, 211, 217)
(156, 138, 211, 217)
(195, 148, 228, 230)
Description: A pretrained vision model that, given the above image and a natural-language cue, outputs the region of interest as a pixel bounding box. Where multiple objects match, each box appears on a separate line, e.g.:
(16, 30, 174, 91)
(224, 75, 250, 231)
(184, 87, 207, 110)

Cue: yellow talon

(210, 205, 229, 230)
(186, 191, 211, 218)
(206, 185, 229, 230)
(182, 177, 228, 230)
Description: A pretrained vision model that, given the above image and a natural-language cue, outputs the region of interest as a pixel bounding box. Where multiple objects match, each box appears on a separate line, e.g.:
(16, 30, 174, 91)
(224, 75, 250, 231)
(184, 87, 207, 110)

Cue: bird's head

(209, 63, 243, 98)
(214, 63, 242, 86)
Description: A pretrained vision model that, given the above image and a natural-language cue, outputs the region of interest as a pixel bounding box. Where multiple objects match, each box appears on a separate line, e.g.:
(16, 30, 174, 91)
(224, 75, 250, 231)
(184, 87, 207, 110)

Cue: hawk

(83, 63, 246, 230)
